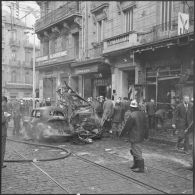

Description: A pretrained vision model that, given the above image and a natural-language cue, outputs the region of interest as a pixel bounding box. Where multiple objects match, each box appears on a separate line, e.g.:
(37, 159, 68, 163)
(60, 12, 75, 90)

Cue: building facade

(35, 1, 194, 103)
(2, 10, 40, 99)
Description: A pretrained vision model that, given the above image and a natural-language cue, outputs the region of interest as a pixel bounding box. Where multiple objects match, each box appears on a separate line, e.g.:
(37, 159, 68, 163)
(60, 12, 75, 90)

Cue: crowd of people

(1, 94, 193, 172)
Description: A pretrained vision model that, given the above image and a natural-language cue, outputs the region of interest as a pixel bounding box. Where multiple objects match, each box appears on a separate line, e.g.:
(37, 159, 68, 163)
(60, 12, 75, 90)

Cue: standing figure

(13, 108, 21, 136)
(120, 100, 148, 173)
(101, 96, 114, 132)
(2, 96, 9, 168)
(172, 95, 193, 153)
(111, 97, 123, 138)
(146, 99, 156, 130)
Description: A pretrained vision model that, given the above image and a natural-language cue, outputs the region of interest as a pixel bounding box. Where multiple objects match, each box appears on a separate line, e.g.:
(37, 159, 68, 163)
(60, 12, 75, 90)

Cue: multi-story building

(2, 10, 40, 99)
(35, 1, 194, 104)
(101, 1, 194, 103)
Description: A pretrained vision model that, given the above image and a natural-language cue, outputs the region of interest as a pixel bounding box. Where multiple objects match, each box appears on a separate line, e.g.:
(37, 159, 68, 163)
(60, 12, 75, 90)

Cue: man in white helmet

(120, 99, 148, 173)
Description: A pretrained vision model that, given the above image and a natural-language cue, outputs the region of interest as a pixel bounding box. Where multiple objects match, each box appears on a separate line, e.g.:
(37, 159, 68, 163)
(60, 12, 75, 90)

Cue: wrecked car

(22, 82, 103, 143)
(22, 106, 73, 141)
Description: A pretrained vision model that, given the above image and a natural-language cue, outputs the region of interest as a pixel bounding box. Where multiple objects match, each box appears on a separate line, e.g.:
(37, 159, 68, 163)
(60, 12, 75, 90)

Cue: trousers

(130, 142, 143, 160)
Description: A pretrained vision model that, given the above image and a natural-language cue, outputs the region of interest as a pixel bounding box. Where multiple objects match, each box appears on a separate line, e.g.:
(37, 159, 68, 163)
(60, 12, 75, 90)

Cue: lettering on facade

(94, 78, 110, 86)
(36, 56, 48, 62)
(50, 51, 67, 59)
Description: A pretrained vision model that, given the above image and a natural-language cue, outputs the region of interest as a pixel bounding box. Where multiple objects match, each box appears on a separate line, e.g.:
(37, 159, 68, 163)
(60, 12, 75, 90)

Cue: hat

(130, 100, 138, 108)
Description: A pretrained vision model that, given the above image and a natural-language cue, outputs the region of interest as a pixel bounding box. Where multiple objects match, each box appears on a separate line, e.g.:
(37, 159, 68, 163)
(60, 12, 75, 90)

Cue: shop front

(72, 62, 111, 99)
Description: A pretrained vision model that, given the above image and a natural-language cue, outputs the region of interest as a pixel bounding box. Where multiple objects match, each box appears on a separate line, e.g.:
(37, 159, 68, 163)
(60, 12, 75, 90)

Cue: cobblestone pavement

(1, 128, 193, 194)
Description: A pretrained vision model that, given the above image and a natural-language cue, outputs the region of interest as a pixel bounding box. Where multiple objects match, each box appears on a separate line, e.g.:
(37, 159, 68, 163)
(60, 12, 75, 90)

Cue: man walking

(172, 95, 193, 153)
(120, 100, 148, 173)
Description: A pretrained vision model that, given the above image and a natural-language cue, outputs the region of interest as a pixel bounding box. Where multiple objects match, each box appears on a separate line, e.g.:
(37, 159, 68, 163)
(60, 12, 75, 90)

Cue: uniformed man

(120, 100, 148, 173)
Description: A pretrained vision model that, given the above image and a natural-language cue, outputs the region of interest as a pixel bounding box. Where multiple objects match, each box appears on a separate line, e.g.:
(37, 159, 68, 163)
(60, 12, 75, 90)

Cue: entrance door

(98, 86, 106, 97)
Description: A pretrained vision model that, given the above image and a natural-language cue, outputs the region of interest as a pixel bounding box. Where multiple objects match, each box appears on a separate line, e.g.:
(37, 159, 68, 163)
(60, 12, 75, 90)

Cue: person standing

(2, 96, 10, 168)
(13, 107, 21, 136)
(111, 97, 123, 138)
(120, 100, 148, 173)
(146, 99, 156, 131)
(172, 95, 193, 153)
(101, 96, 114, 132)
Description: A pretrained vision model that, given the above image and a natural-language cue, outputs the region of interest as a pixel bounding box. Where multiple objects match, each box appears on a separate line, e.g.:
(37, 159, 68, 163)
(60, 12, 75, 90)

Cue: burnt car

(22, 106, 73, 141)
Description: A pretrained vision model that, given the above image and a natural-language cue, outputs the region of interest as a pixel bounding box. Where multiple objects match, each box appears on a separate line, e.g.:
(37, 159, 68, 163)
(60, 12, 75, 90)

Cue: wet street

(1, 128, 193, 194)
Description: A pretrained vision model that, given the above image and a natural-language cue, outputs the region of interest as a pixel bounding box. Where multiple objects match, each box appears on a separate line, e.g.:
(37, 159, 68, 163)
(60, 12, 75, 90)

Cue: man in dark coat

(172, 95, 193, 153)
(146, 99, 156, 130)
(2, 96, 10, 168)
(111, 97, 123, 138)
(120, 99, 148, 173)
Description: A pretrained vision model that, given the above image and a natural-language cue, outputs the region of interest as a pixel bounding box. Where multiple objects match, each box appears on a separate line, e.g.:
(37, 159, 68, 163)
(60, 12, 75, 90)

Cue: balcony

(35, 2, 81, 33)
(23, 40, 33, 49)
(9, 38, 20, 47)
(5, 82, 33, 89)
(103, 31, 140, 54)
(36, 48, 76, 68)
(139, 18, 194, 45)
(9, 60, 21, 67)
(90, 1, 109, 13)
(87, 43, 103, 59)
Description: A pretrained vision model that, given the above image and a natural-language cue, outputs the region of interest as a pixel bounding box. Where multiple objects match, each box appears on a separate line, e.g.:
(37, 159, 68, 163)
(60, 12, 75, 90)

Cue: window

(97, 20, 104, 42)
(124, 8, 133, 32)
(11, 30, 17, 40)
(11, 50, 17, 61)
(161, 1, 173, 31)
(25, 51, 31, 62)
(25, 72, 30, 84)
(2, 49, 5, 63)
(11, 71, 17, 82)
(45, 2, 49, 15)
(2, 26, 4, 40)
(73, 32, 79, 58)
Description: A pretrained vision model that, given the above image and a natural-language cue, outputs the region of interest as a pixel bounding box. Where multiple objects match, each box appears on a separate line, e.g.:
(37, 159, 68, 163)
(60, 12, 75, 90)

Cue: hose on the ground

(5, 138, 71, 163)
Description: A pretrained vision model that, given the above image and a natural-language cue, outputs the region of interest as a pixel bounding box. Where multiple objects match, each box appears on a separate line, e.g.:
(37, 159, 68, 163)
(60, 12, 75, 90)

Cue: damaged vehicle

(22, 106, 73, 142)
(22, 82, 103, 143)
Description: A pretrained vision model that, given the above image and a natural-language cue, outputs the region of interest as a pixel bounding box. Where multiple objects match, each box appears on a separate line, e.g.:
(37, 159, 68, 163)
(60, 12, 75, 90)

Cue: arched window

(11, 71, 16, 82)
(25, 72, 30, 84)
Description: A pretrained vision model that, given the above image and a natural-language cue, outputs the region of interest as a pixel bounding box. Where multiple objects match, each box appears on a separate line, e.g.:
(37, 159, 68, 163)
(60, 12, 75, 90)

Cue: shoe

(132, 159, 144, 173)
(130, 158, 138, 169)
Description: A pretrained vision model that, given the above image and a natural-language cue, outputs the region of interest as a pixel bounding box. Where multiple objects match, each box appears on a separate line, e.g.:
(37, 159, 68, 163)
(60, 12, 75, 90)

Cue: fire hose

(4, 138, 71, 163)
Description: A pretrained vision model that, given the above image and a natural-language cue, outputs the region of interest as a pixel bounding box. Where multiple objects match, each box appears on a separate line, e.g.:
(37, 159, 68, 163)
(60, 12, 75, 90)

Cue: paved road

(1, 129, 193, 194)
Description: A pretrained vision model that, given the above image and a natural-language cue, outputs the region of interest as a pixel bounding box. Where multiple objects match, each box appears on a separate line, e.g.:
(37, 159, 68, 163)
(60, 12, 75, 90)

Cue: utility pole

(33, 27, 36, 109)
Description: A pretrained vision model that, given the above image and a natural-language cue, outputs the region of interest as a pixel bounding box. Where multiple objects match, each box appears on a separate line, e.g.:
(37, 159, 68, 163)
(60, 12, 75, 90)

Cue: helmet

(130, 100, 138, 108)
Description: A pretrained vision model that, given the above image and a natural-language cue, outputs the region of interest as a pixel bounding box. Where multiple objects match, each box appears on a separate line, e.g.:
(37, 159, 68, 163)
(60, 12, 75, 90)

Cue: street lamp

(24, 26, 36, 109)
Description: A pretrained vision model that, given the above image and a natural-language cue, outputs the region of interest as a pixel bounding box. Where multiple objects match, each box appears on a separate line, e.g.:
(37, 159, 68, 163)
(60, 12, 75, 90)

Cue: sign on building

(178, 12, 189, 35)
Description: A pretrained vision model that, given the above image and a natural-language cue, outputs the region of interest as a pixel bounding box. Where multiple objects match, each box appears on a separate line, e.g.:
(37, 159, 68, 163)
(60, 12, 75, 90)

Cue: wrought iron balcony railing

(139, 18, 194, 45)
(35, 2, 81, 33)
(9, 38, 20, 47)
(90, 1, 109, 12)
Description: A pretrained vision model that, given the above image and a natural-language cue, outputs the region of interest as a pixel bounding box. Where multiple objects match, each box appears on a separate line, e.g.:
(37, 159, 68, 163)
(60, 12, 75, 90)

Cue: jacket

(112, 103, 123, 123)
(102, 99, 114, 120)
(172, 102, 193, 131)
(146, 102, 156, 116)
(120, 110, 148, 143)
